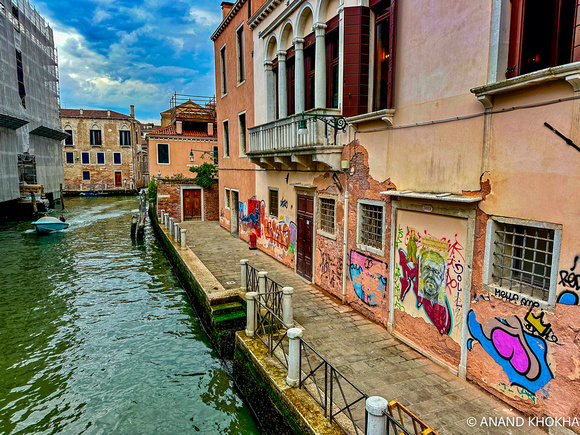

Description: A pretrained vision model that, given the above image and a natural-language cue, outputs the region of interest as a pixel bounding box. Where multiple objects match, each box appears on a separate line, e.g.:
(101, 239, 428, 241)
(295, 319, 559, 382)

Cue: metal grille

(359, 203, 383, 250)
(269, 189, 278, 217)
(492, 223, 554, 301)
(319, 197, 335, 234)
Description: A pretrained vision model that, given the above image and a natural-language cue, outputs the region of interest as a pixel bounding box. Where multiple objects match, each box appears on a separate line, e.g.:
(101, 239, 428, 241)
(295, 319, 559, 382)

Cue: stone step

(213, 310, 246, 328)
(211, 301, 243, 316)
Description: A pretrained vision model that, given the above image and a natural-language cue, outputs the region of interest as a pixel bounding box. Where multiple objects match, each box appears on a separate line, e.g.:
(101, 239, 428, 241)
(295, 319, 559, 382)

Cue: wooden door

(114, 172, 122, 187)
(184, 189, 202, 220)
(296, 194, 314, 281)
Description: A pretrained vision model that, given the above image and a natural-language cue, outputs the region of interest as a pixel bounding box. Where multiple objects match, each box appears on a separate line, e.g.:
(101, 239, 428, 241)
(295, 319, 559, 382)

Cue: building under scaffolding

(0, 0, 67, 211)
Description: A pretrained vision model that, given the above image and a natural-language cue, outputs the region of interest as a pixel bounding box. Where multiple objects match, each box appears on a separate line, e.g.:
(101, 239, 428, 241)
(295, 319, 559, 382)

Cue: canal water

(0, 197, 259, 434)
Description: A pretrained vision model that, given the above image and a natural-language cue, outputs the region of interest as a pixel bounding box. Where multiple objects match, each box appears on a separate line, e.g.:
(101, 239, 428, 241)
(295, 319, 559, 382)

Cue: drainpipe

(341, 127, 352, 304)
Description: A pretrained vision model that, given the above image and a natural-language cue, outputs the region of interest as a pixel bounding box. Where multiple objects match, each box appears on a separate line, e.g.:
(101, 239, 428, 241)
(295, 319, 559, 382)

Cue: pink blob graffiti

(491, 329, 531, 375)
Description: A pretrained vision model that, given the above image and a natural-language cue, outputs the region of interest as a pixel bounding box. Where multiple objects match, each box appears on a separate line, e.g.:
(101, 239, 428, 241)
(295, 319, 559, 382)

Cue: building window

(223, 120, 230, 157)
(373, 0, 395, 111)
(220, 45, 227, 95)
(64, 130, 73, 146)
(66, 152, 74, 164)
(15, 50, 26, 108)
(236, 25, 245, 83)
(304, 37, 316, 111)
(269, 189, 279, 217)
(157, 143, 169, 164)
(90, 129, 102, 146)
(83, 171, 90, 180)
(357, 200, 384, 253)
(485, 217, 561, 303)
(319, 197, 336, 235)
(81, 152, 90, 164)
(238, 112, 246, 156)
(113, 152, 121, 165)
(286, 49, 295, 116)
(326, 28, 339, 109)
(120, 130, 131, 146)
(213, 145, 219, 165)
(225, 188, 231, 209)
(507, 0, 575, 78)
(97, 152, 105, 164)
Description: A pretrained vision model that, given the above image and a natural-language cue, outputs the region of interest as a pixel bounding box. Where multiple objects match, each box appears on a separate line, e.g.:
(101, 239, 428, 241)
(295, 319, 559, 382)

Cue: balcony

(247, 110, 344, 171)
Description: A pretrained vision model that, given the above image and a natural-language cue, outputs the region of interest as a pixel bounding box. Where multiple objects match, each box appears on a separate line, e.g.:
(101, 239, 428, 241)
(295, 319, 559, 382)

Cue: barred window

(358, 201, 384, 252)
(269, 189, 278, 217)
(491, 222, 556, 302)
(319, 197, 335, 234)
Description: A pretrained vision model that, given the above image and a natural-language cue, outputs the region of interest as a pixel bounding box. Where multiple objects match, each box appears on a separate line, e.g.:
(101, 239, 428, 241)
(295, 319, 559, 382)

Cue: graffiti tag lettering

(559, 255, 580, 290)
(349, 250, 387, 306)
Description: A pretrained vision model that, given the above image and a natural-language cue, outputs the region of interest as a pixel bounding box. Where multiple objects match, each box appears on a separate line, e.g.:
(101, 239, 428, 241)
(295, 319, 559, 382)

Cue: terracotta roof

(147, 124, 217, 138)
(60, 109, 132, 119)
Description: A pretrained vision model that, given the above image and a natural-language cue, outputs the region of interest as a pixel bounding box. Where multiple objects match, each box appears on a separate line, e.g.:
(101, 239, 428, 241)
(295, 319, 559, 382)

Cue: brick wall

(156, 178, 219, 223)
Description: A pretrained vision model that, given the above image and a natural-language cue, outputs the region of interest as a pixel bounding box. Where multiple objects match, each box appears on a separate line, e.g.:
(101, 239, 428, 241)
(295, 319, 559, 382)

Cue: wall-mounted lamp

(157, 171, 161, 178)
(298, 112, 347, 136)
(189, 149, 194, 161)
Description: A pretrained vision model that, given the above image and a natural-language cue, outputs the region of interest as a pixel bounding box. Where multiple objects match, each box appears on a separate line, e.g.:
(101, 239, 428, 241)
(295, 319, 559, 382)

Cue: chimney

(130, 105, 135, 118)
(207, 123, 214, 136)
(79, 109, 83, 116)
(221, 1, 234, 18)
(176, 121, 182, 135)
(107, 110, 111, 117)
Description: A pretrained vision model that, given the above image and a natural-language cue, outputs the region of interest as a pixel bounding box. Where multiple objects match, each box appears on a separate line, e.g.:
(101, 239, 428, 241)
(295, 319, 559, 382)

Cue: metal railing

(246, 263, 259, 294)
(254, 291, 289, 369)
(299, 339, 367, 435)
(384, 400, 437, 435)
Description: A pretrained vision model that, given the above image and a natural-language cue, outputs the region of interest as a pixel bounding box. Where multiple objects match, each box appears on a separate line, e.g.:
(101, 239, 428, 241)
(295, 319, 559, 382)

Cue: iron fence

(246, 263, 259, 293)
(254, 289, 289, 369)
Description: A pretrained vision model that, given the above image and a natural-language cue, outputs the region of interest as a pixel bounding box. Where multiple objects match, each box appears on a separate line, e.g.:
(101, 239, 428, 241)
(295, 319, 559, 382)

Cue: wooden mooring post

(133, 190, 147, 240)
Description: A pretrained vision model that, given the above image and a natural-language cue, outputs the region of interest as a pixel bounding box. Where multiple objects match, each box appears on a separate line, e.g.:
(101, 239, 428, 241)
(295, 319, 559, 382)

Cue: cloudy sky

(35, 0, 222, 124)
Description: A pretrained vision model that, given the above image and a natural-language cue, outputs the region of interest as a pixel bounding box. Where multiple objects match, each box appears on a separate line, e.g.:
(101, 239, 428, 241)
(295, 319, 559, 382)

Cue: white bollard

(365, 397, 389, 435)
(258, 271, 268, 297)
(245, 292, 258, 337)
(160, 210, 165, 226)
(175, 223, 180, 241)
(169, 217, 174, 237)
(164, 214, 169, 228)
(286, 327, 303, 387)
(240, 259, 249, 291)
(180, 228, 187, 248)
(282, 287, 294, 327)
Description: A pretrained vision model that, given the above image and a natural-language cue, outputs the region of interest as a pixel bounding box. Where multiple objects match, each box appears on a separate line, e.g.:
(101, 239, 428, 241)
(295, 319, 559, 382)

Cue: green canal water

(0, 197, 260, 434)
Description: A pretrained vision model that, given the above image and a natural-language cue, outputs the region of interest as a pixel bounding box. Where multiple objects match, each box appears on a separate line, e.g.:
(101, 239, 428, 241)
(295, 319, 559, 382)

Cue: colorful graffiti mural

(467, 309, 554, 395)
(241, 199, 261, 237)
(349, 250, 388, 306)
(262, 215, 297, 256)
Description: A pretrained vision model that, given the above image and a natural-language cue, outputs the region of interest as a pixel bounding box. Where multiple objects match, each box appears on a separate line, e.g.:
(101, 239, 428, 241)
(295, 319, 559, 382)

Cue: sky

(35, 0, 223, 124)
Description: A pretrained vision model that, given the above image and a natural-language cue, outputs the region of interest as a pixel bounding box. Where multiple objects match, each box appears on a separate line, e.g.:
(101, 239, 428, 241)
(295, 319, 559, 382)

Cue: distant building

(136, 123, 158, 188)
(0, 0, 68, 212)
(148, 94, 219, 222)
(60, 107, 141, 192)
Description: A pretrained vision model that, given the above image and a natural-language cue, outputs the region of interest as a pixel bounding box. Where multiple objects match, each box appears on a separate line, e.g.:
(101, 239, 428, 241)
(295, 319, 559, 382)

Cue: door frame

(180, 186, 204, 222)
(230, 189, 239, 235)
(295, 190, 316, 282)
(114, 171, 122, 188)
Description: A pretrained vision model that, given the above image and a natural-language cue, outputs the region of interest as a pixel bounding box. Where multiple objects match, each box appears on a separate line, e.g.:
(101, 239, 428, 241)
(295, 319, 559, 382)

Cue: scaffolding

(170, 93, 216, 124)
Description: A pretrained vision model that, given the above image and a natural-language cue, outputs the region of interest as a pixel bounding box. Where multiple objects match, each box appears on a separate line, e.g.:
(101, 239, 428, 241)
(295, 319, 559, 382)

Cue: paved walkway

(179, 221, 545, 435)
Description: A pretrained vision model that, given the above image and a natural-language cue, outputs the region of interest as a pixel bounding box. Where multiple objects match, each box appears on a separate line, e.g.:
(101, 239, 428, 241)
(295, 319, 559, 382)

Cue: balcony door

(296, 194, 314, 281)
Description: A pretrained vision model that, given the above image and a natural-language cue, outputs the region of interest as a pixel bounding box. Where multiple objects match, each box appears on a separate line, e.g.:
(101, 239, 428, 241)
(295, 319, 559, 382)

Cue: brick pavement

(179, 221, 546, 435)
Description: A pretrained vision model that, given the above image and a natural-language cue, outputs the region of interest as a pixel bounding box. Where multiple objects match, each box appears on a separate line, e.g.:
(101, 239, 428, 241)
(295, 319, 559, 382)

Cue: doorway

(183, 189, 202, 221)
(296, 194, 314, 281)
(114, 172, 122, 188)
(230, 190, 239, 235)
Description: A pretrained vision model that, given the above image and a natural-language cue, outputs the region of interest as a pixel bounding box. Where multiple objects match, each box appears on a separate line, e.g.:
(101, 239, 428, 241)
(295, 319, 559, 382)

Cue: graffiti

(398, 247, 452, 335)
(497, 382, 537, 404)
(467, 309, 554, 395)
(241, 199, 261, 237)
(393, 227, 405, 311)
(262, 215, 296, 254)
(444, 235, 465, 313)
(493, 288, 541, 308)
(557, 290, 579, 305)
(280, 195, 288, 209)
(349, 250, 387, 306)
(474, 294, 491, 303)
(319, 248, 342, 289)
(559, 255, 580, 291)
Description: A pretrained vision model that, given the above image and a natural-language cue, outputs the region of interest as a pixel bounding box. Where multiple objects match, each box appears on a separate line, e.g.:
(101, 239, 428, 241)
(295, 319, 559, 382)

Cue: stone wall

(156, 178, 219, 223)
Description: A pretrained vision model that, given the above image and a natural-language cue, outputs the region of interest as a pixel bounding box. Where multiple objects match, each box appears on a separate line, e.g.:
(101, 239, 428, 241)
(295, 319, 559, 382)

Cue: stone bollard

(282, 287, 294, 327)
(258, 271, 268, 297)
(240, 259, 249, 291)
(164, 214, 169, 228)
(365, 397, 390, 435)
(160, 210, 165, 226)
(180, 228, 187, 249)
(286, 327, 303, 387)
(245, 292, 258, 337)
(169, 217, 174, 237)
(175, 223, 180, 242)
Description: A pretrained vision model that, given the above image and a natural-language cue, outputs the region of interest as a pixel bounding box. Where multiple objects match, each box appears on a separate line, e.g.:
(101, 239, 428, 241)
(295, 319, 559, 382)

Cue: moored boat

(31, 216, 69, 233)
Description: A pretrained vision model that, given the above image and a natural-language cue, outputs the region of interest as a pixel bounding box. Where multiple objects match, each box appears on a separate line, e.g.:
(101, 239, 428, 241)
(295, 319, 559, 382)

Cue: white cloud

(189, 8, 221, 27)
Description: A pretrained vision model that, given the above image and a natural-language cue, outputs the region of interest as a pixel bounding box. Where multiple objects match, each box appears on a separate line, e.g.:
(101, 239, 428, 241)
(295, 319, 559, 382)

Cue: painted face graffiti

(467, 310, 554, 395)
(418, 249, 447, 305)
(349, 250, 388, 306)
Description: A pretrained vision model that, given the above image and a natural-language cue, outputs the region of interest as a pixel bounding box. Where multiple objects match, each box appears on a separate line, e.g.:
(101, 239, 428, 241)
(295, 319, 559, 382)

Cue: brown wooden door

(184, 189, 202, 220)
(114, 172, 122, 187)
(296, 194, 314, 281)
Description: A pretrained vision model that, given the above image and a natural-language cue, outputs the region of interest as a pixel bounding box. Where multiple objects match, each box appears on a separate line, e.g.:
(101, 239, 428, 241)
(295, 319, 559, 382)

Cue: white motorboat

(31, 216, 69, 233)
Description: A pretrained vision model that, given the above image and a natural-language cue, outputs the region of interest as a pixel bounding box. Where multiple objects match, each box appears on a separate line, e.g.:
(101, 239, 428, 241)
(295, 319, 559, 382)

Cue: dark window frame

(372, 0, 396, 111)
(157, 143, 169, 164)
(238, 112, 247, 156)
(83, 170, 91, 181)
(120, 130, 131, 146)
(326, 17, 340, 109)
(223, 120, 230, 157)
(236, 25, 245, 84)
(97, 152, 105, 165)
(304, 34, 316, 111)
(64, 129, 73, 146)
(220, 45, 228, 95)
(269, 189, 279, 217)
(66, 152, 74, 164)
(81, 152, 90, 164)
(90, 129, 102, 146)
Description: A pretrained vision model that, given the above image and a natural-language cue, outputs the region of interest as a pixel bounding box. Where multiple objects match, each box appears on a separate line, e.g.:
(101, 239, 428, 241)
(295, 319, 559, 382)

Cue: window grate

(360, 203, 383, 250)
(491, 223, 554, 301)
(319, 198, 335, 234)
